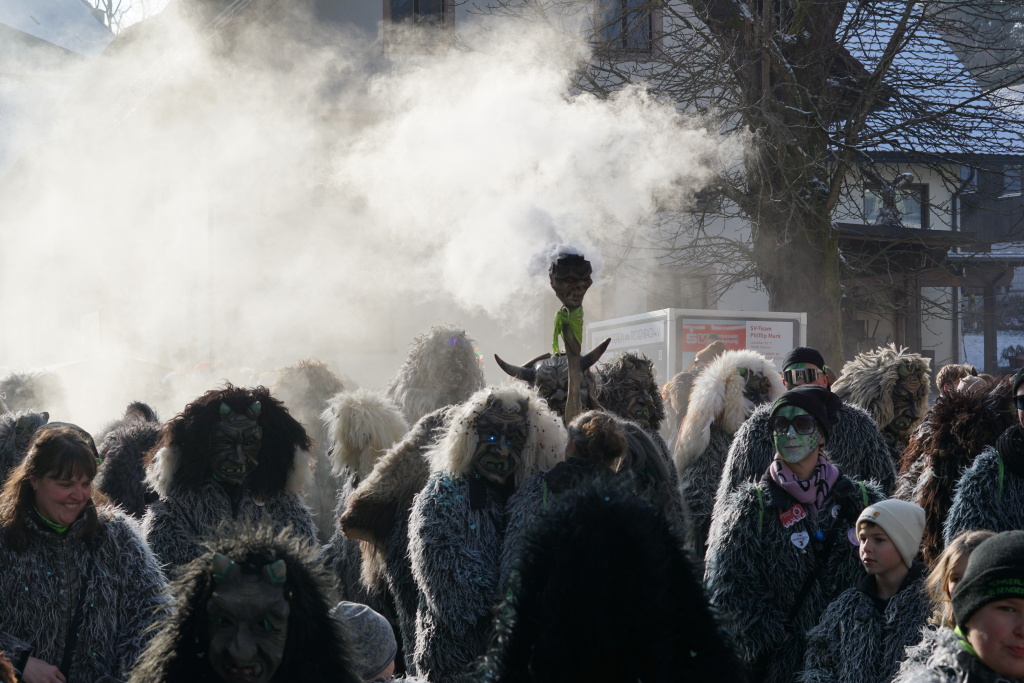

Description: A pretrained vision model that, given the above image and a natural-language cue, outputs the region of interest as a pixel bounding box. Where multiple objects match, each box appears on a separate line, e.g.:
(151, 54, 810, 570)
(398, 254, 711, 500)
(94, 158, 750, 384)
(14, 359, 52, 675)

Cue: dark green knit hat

(953, 530, 1024, 630)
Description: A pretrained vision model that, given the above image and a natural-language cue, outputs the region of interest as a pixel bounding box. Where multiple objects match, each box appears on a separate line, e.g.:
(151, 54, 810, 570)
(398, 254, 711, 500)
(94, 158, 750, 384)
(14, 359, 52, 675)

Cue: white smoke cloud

(0, 5, 735, 429)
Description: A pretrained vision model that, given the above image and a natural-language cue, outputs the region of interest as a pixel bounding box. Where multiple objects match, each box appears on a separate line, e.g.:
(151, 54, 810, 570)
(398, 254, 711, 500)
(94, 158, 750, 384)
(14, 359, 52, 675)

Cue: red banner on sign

(681, 321, 746, 351)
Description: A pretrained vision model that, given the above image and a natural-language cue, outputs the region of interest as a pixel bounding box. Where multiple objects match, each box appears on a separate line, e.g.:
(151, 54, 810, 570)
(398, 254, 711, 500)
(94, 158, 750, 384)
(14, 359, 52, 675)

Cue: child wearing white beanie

(800, 499, 930, 683)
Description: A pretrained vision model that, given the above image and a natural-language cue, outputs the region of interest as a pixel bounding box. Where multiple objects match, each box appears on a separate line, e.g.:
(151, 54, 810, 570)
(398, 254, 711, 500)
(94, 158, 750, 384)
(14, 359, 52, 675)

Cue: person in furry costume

(595, 352, 673, 461)
(477, 480, 746, 683)
(675, 349, 784, 554)
(271, 359, 348, 543)
(0, 410, 49, 487)
(318, 390, 408, 631)
(712, 397, 894, 539)
(338, 406, 454, 675)
(94, 400, 160, 446)
(663, 340, 729, 451)
(0, 423, 168, 683)
(895, 377, 1016, 564)
(142, 384, 318, 574)
(0, 370, 68, 418)
(128, 526, 361, 683)
(408, 386, 565, 680)
(831, 344, 931, 465)
(95, 417, 162, 518)
(799, 500, 931, 683)
(705, 387, 884, 683)
(386, 325, 485, 426)
(943, 369, 1024, 546)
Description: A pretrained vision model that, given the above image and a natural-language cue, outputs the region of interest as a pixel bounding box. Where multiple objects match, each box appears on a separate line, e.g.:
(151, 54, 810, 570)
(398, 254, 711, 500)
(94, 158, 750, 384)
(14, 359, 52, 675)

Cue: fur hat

(675, 349, 785, 467)
(857, 499, 925, 568)
(953, 530, 1024, 629)
(831, 344, 931, 431)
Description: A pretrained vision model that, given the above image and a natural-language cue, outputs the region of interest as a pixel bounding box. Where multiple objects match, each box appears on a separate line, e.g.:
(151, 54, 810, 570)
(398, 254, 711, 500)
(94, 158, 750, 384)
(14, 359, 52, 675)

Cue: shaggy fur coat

(477, 481, 746, 683)
(0, 510, 168, 682)
(896, 381, 1015, 564)
(705, 474, 883, 683)
(892, 626, 1023, 683)
(407, 387, 565, 680)
(944, 446, 1024, 546)
(676, 350, 785, 555)
(0, 411, 49, 487)
(95, 420, 161, 518)
(800, 565, 930, 683)
(339, 406, 453, 674)
(712, 401, 895, 537)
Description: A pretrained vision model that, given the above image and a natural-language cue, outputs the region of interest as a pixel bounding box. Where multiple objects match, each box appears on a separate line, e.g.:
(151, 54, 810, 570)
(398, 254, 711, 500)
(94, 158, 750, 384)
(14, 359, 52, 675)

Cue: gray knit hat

(331, 601, 397, 681)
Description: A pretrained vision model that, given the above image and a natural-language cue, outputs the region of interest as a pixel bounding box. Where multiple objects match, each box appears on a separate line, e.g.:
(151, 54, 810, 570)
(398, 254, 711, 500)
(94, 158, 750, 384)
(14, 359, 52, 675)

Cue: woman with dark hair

(0, 424, 168, 683)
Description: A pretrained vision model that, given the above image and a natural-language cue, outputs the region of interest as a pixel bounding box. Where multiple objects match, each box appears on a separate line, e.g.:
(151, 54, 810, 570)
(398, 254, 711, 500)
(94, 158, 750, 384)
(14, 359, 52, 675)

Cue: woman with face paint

(0, 424, 168, 683)
(705, 385, 884, 683)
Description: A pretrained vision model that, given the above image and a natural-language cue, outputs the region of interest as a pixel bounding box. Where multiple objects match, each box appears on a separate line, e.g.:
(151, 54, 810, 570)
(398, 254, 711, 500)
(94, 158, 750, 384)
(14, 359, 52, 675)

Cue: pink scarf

(769, 455, 840, 514)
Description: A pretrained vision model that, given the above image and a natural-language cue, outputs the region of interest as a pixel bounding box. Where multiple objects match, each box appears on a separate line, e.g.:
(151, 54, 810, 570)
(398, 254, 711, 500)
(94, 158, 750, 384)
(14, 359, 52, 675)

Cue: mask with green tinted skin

(772, 405, 821, 463)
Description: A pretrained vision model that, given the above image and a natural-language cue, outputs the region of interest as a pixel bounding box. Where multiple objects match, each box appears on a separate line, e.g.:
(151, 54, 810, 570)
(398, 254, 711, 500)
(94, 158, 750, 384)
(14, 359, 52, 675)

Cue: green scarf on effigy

(552, 307, 584, 354)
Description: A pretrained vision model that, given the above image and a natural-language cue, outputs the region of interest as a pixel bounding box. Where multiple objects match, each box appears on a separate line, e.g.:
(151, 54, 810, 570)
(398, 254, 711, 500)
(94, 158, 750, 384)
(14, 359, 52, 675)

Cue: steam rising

(0, 7, 731, 429)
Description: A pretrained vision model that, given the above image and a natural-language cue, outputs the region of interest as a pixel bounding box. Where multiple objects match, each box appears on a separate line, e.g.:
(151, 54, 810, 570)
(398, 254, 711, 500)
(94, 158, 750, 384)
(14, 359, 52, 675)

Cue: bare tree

(475, 0, 1024, 363)
(86, 0, 164, 33)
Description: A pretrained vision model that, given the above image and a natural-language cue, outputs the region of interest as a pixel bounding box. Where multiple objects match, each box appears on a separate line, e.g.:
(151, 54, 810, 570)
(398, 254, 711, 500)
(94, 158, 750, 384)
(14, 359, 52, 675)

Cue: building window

(597, 0, 661, 55)
(1000, 165, 1022, 198)
(385, 0, 450, 25)
(864, 183, 930, 229)
(960, 165, 977, 194)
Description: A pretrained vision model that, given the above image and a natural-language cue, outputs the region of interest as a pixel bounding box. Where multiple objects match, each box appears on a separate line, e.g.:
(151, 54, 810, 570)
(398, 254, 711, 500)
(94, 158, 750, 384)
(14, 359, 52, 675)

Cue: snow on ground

(962, 331, 1024, 368)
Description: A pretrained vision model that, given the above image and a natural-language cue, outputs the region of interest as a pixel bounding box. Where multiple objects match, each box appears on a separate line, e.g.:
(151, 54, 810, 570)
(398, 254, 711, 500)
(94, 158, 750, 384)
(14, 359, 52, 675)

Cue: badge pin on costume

(791, 531, 810, 550)
(780, 503, 806, 528)
(830, 504, 841, 519)
(847, 528, 859, 545)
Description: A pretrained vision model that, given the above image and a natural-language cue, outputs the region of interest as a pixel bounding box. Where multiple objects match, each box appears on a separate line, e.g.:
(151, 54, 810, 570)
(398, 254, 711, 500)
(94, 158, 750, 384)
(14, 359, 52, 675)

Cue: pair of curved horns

(494, 338, 611, 381)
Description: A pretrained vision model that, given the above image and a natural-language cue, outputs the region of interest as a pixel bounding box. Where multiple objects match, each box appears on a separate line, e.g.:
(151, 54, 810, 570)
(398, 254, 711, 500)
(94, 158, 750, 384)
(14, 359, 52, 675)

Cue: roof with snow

(0, 0, 113, 58)
(839, 3, 1024, 157)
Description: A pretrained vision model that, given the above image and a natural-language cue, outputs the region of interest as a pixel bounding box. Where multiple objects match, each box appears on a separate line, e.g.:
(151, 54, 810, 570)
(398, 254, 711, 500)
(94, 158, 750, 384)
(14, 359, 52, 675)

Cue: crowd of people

(1, 325, 1024, 683)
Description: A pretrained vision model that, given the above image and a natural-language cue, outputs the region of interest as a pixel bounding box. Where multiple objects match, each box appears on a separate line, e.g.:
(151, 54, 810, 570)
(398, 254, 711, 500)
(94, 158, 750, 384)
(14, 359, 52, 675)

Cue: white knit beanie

(857, 499, 926, 568)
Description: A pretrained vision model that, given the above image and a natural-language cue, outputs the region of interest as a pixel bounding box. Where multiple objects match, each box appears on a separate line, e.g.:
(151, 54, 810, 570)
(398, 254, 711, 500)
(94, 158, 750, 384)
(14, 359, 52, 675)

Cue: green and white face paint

(771, 405, 821, 464)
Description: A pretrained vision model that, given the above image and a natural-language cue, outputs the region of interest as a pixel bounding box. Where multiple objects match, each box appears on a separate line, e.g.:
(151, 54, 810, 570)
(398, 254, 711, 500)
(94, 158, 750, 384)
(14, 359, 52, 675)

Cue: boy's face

(858, 524, 905, 576)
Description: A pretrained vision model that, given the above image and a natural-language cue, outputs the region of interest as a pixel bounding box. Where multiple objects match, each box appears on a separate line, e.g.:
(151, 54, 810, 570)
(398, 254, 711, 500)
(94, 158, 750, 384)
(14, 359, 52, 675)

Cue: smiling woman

(0, 424, 168, 683)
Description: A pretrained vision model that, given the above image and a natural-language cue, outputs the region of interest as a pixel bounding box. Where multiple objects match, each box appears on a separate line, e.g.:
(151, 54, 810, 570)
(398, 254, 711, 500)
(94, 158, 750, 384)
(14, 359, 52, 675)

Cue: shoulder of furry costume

(892, 627, 969, 683)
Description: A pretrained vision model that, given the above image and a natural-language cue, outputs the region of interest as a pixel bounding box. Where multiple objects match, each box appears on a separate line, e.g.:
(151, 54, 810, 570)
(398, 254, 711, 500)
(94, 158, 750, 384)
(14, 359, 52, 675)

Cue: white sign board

(745, 321, 793, 370)
(604, 320, 666, 351)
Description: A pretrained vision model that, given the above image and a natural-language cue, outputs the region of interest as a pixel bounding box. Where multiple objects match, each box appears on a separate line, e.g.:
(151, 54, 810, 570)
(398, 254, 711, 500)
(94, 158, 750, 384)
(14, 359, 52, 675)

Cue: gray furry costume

(944, 436, 1024, 546)
(143, 385, 317, 575)
(95, 419, 162, 518)
(271, 359, 348, 544)
(408, 386, 565, 680)
(676, 350, 784, 554)
(596, 352, 675, 466)
(477, 480, 746, 683)
(800, 564, 930, 683)
(128, 526, 361, 683)
(713, 399, 894, 533)
(339, 406, 453, 675)
(0, 509, 169, 682)
(0, 370, 68, 417)
(897, 379, 1016, 564)
(892, 626, 1023, 683)
(832, 344, 931, 466)
(386, 325, 485, 426)
(317, 390, 407, 620)
(705, 473, 883, 683)
(0, 411, 49, 487)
